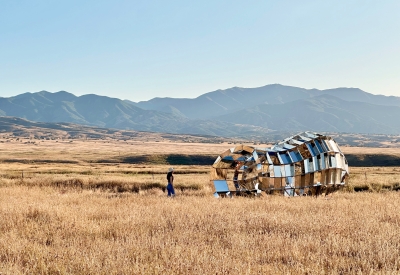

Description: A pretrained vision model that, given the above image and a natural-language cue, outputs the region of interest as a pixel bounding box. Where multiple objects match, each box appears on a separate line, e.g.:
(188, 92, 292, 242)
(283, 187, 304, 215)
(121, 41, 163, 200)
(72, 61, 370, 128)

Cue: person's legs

(167, 184, 171, 196)
(167, 183, 175, 197)
(234, 178, 239, 189)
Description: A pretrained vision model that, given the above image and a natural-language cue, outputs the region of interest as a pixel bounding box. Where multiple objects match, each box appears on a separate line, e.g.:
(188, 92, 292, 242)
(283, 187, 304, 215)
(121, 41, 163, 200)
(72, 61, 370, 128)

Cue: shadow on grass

(97, 154, 216, 165)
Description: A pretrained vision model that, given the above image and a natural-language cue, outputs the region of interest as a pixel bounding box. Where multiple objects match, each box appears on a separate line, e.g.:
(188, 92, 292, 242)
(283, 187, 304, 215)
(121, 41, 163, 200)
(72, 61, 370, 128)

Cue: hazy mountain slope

(0, 91, 185, 127)
(0, 92, 271, 137)
(134, 84, 315, 119)
(0, 91, 84, 123)
(2, 85, 400, 136)
(319, 88, 400, 106)
(134, 84, 400, 120)
(213, 94, 400, 134)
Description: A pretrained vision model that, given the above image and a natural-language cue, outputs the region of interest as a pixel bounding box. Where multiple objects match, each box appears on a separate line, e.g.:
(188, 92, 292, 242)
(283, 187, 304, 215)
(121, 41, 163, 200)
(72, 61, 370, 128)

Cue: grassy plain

(1, 138, 400, 274)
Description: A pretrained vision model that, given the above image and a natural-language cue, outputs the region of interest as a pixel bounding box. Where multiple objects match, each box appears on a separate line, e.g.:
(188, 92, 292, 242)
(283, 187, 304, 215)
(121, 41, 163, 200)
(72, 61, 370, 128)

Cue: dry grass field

(1, 139, 400, 274)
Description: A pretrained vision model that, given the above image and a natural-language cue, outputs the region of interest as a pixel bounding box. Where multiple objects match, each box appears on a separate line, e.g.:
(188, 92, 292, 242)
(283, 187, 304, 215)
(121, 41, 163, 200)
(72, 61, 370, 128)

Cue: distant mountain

(213, 94, 400, 134)
(0, 91, 270, 137)
(2, 84, 400, 136)
(133, 84, 400, 120)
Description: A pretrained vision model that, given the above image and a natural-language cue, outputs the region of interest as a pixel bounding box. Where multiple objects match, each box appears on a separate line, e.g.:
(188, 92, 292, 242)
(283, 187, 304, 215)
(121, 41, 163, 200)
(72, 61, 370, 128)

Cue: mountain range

(1, 84, 400, 137)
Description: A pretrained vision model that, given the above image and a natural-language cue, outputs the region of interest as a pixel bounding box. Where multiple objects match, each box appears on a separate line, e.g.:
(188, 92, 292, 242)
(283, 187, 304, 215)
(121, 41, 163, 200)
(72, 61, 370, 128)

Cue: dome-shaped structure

(211, 132, 349, 197)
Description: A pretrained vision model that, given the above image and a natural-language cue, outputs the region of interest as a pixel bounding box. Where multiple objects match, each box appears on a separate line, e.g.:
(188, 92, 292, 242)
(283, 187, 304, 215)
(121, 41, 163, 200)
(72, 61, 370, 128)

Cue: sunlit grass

(1, 186, 400, 274)
(1, 140, 400, 273)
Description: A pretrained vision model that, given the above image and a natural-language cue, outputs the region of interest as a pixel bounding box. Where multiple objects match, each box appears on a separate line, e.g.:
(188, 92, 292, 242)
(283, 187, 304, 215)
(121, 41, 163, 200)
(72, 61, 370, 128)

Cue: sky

(0, 0, 399, 102)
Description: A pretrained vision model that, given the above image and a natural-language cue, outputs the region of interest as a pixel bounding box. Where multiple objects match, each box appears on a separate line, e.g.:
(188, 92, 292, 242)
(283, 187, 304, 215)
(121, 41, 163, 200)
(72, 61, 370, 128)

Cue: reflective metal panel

(273, 165, 282, 177)
(329, 140, 340, 153)
(313, 156, 319, 171)
(213, 180, 230, 192)
(336, 169, 341, 184)
(311, 142, 321, 155)
(304, 159, 309, 173)
(314, 139, 325, 153)
(289, 150, 303, 162)
(280, 165, 286, 177)
(253, 151, 258, 161)
(308, 158, 314, 173)
(284, 164, 294, 177)
(329, 155, 337, 168)
(306, 143, 317, 157)
(279, 152, 292, 164)
(321, 139, 331, 152)
(320, 154, 326, 169)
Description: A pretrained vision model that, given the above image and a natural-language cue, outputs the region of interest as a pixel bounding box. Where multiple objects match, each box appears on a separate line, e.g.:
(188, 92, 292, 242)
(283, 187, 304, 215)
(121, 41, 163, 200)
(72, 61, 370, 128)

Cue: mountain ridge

(133, 84, 400, 120)
(2, 84, 400, 136)
(213, 94, 400, 134)
(0, 91, 271, 137)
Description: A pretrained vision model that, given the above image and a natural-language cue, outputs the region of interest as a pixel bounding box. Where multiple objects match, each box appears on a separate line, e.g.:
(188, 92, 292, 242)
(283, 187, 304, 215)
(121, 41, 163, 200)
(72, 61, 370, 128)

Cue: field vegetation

(1, 138, 400, 274)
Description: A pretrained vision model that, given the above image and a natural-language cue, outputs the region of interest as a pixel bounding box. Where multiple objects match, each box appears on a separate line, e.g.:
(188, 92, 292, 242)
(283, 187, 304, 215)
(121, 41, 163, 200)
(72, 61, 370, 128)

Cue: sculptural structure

(211, 132, 349, 197)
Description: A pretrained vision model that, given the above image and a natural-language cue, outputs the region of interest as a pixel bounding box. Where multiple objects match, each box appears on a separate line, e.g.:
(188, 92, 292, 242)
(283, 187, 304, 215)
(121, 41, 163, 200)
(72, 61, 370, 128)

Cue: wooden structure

(211, 132, 349, 197)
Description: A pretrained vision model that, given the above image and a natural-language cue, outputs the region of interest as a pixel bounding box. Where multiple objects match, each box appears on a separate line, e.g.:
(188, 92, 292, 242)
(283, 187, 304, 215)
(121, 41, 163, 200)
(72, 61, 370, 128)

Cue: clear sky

(1, 0, 399, 102)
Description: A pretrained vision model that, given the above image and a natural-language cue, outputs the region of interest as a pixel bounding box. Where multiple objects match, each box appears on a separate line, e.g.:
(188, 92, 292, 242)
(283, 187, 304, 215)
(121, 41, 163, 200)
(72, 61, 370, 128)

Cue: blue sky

(1, 0, 399, 102)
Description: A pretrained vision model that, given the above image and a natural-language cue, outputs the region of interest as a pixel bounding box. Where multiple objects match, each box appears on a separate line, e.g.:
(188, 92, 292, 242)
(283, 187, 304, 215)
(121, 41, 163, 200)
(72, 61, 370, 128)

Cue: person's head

(168, 167, 174, 173)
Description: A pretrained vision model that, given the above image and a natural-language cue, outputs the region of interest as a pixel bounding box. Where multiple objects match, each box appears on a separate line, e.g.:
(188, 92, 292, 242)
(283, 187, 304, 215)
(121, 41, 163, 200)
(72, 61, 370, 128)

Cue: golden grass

(0, 139, 232, 162)
(345, 167, 400, 192)
(1, 187, 400, 274)
(341, 146, 400, 155)
(1, 140, 400, 274)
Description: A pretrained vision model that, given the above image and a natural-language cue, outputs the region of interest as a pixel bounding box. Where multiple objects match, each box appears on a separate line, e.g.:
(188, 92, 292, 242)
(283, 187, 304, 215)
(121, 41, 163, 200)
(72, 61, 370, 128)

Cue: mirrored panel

(279, 152, 292, 164)
(314, 139, 325, 153)
(273, 165, 282, 177)
(306, 143, 317, 157)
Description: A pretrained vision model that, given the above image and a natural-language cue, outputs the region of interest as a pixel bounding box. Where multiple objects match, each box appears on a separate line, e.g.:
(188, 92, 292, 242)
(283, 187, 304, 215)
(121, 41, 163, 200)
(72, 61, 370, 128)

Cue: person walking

(167, 167, 175, 197)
